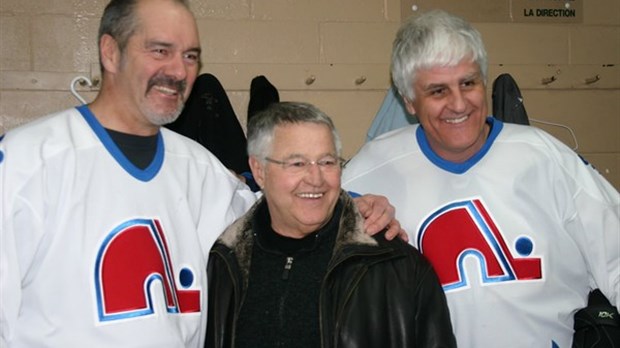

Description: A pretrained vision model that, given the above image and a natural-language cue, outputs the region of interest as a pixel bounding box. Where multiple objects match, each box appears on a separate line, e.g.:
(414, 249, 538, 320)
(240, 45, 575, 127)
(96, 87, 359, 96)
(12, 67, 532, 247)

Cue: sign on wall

(513, 0, 582, 23)
(401, 0, 583, 23)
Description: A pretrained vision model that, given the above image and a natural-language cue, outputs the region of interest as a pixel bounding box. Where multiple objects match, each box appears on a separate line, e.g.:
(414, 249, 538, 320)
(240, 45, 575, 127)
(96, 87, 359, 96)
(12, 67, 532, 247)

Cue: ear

(100, 34, 121, 74)
(249, 156, 266, 189)
(402, 96, 417, 116)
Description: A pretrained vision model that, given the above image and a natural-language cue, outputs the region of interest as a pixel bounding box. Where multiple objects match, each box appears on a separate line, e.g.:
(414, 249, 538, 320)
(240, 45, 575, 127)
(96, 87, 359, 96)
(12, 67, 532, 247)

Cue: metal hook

(79, 76, 100, 87)
(541, 75, 556, 85)
(354, 76, 367, 85)
(305, 75, 316, 85)
(70, 76, 92, 104)
(584, 75, 600, 84)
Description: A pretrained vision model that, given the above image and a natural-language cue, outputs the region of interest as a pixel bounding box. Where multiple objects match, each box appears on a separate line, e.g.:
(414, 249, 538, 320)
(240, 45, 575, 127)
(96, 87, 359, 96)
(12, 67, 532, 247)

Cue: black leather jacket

(206, 192, 456, 348)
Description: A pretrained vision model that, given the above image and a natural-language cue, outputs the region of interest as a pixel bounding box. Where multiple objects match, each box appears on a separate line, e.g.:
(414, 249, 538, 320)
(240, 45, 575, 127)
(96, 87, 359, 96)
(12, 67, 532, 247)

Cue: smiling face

(404, 59, 490, 163)
(102, 0, 201, 132)
(250, 122, 342, 239)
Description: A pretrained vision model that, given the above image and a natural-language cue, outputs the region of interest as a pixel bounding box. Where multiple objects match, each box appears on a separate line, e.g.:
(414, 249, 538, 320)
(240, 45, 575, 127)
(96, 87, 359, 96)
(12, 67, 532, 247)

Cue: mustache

(146, 75, 187, 95)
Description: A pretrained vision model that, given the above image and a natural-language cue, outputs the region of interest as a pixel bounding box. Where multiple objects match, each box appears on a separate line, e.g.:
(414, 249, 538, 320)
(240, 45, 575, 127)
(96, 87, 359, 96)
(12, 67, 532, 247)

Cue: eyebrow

(421, 71, 481, 91)
(280, 152, 337, 160)
(145, 40, 173, 48)
(186, 46, 202, 56)
(421, 82, 447, 92)
(461, 71, 481, 82)
(145, 40, 202, 55)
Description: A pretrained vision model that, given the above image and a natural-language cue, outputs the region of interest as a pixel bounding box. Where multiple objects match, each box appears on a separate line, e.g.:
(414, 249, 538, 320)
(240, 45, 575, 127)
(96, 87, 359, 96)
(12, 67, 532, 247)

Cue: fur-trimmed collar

(217, 190, 378, 258)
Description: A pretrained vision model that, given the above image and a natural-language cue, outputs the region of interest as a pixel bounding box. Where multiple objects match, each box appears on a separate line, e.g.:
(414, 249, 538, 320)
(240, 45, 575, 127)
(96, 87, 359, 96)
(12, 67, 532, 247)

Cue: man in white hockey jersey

(342, 10, 620, 348)
(0, 0, 401, 347)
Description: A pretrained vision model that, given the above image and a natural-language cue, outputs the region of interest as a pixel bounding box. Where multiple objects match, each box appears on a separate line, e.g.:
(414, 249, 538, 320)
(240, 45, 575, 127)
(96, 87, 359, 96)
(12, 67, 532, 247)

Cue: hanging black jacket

(492, 73, 530, 125)
(206, 191, 456, 348)
(166, 73, 250, 174)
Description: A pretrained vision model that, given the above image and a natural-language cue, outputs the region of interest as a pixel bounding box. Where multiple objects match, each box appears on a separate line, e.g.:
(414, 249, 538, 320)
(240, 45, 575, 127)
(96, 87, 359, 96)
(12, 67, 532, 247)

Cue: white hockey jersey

(342, 118, 620, 348)
(0, 106, 257, 347)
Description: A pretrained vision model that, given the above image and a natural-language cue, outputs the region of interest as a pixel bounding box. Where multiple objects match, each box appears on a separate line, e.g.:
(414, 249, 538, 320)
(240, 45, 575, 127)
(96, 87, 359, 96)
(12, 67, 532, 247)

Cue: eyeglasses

(264, 155, 345, 174)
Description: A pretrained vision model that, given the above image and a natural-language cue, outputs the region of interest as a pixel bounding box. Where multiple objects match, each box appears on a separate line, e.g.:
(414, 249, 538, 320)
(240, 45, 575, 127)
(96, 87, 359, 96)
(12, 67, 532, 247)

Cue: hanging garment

(366, 87, 418, 142)
(247, 75, 280, 126)
(166, 73, 250, 174)
(492, 73, 530, 125)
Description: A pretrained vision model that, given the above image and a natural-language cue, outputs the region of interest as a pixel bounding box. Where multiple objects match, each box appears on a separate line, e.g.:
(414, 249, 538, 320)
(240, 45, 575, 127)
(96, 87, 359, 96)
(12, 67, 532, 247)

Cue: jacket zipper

(281, 256, 294, 280)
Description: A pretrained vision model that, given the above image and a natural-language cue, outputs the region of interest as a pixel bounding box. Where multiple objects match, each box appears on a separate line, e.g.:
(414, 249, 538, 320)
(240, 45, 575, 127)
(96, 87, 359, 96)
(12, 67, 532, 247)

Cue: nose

(448, 89, 467, 113)
(165, 53, 188, 81)
(303, 162, 325, 186)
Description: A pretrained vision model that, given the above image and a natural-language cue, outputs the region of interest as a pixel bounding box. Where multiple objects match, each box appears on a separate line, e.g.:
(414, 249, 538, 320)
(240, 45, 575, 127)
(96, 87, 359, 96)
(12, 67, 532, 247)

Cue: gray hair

(247, 102, 342, 161)
(98, 0, 191, 73)
(391, 10, 488, 101)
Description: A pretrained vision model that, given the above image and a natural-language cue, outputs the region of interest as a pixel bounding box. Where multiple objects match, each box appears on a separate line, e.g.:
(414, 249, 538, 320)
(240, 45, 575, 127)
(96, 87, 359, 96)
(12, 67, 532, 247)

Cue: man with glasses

(205, 101, 455, 348)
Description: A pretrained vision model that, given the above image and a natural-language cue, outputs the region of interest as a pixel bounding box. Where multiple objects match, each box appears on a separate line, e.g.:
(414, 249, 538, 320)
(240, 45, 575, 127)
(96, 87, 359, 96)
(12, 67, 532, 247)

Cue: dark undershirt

(106, 128, 158, 170)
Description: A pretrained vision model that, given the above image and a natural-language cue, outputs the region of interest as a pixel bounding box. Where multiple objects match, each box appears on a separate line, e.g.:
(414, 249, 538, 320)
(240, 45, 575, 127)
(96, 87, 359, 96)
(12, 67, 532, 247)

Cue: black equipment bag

(572, 289, 620, 347)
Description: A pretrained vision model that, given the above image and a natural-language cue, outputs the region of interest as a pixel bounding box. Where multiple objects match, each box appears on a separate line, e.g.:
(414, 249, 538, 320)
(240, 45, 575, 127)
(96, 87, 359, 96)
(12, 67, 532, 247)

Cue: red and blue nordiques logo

(418, 199, 543, 291)
(94, 218, 200, 321)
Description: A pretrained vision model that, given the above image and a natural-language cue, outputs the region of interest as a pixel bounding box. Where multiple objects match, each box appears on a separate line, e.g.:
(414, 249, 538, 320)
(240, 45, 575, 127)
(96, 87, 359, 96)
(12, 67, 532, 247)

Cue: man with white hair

(343, 9, 619, 348)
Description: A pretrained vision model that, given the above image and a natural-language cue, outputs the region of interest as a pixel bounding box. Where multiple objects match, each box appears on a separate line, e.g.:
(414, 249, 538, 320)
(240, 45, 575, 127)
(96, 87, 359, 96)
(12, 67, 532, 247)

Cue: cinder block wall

(1, 0, 618, 189)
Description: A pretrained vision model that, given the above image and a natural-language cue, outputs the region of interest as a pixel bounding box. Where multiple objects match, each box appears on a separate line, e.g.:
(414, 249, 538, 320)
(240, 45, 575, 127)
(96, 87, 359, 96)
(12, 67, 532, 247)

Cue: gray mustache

(147, 75, 187, 95)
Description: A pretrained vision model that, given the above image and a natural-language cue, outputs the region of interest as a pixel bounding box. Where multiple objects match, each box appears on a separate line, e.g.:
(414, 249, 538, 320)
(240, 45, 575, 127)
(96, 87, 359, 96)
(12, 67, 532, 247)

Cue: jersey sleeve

(195, 163, 258, 260)
(547, 132, 620, 308)
(1, 133, 46, 345)
(1, 192, 39, 346)
(569, 165, 619, 307)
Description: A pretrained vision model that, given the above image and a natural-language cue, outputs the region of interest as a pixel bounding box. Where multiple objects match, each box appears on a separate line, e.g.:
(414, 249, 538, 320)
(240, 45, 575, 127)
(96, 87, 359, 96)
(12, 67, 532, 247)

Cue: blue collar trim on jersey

(76, 105, 164, 182)
(416, 116, 503, 174)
